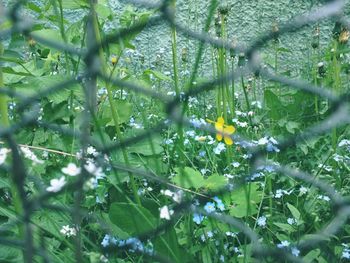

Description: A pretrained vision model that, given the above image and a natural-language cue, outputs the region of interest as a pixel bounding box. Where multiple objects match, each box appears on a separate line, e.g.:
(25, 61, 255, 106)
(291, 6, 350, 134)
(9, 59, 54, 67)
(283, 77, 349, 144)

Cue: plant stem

(0, 42, 25, 255)
(89, 3, 140, 205)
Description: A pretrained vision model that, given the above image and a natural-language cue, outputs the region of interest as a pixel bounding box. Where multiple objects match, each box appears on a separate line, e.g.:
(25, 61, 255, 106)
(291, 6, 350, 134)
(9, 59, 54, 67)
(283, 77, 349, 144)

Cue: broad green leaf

(61, 0, 89, 9)
(128, 135, 163, 156)
(202, 173, 227, 190)
(31, 29, 64, 45)
(13, 74, 82, 104)
(172, 167, 205, 189)
(264, 89, 284, 120)
(154, 228, 183, 263)
(109, 202, 157, 236)
(229, 201, 258, 218)
(303, 249, 321, 263)
(228, 183, 262, 218)
(96, 4, 112, 19)
(230, 182, 263, 203)
(101, 100, 132, 126)
(287, 203, 301, 221)
(0, 246, 23, 262)
(286, 121, 299, 134)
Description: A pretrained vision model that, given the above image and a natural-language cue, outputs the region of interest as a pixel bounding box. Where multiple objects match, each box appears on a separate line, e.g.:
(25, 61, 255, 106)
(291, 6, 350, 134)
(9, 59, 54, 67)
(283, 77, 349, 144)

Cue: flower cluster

(60, 225, 77, 237)
(101, 234, 154, 255)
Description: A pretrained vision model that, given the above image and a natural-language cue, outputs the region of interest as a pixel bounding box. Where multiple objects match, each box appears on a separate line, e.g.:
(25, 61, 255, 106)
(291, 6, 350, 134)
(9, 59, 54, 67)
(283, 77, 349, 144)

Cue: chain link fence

(1, 0, 350, 262)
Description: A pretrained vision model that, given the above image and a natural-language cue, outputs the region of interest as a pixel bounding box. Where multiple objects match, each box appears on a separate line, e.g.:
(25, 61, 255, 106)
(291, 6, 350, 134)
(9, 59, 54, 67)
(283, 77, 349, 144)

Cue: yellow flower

(207, 117, 236, 145)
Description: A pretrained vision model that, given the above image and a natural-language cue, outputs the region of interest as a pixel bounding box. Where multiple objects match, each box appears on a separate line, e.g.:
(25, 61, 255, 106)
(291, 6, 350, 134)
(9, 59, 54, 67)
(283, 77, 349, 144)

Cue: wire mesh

(0, 0, 350, 262)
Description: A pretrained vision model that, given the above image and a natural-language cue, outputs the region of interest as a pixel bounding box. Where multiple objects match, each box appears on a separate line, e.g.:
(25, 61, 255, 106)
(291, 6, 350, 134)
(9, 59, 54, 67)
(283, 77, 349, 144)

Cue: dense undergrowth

(1, 0, 350, 262)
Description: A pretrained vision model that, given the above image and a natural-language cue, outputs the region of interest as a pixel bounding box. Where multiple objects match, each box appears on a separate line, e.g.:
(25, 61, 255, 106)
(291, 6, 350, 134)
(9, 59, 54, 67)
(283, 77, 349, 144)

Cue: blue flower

(101, 234, 111, 247)
(204, 202, 216, 213)
(213, 197, 225, 211)
(266, 143, 280, 152)
(193, 213, 205, 224)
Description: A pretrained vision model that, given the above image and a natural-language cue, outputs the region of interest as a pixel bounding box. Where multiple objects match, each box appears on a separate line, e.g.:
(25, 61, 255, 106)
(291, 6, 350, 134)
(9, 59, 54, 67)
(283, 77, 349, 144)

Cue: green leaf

(61, 0, 89, 9)
(172, 167, 205, 189)
(287, 203, 301, 221)
(303, 249, 321, 263)
(286, 121, 299, 134)
(201, 247, 213, 263)
(154, 228, 183, 263)
(0, 176, 11, 189)
(273, 222, 295, 233)
(13, 74, 82, 104)
(31, 29, 64, 45)
(101, 100, 132, 126)
(96, 4, 112, 19)
(202, 174, 227, 190)
(109, 202, 157, 236)
(229, 201, 258, 218)
(228, 183, 262, 218)
(0, 246, 23, 262)
(264, 89, 284, 120)
(128, 135, 163, 156)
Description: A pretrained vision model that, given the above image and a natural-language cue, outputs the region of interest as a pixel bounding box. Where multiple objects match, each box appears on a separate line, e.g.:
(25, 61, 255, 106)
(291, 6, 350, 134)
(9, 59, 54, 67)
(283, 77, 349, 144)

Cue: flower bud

(238, 53, 246, 67)
(339, 29, 350, 44)
(317, 62, 326, 77)
(111, 55, 118, 66)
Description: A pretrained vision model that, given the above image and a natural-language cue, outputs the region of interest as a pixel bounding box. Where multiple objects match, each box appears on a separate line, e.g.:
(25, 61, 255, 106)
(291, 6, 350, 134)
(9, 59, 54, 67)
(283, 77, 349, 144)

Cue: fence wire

(0, 0, 350, 262)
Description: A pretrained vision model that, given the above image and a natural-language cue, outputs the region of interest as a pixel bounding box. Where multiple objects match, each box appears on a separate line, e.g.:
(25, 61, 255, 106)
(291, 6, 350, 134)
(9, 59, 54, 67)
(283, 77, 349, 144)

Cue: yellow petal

(224, 125, 236, 135)
(224, 136, 233, 145)
(215, 122, 224, 131)
(217, 117, 225, 124)
(216, 133, 223, 141)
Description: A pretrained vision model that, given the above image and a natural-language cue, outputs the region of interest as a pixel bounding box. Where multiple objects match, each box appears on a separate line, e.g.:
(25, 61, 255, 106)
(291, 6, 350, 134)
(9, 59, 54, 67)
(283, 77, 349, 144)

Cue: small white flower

(160, 205, 174, 220)
(291, 247, 300, 257)
(317, 62, 324, 68)
(47, 176, 66, 192)
(84, 161, 105, 179)
(200, 168, 210, 175)
(100, 255, 108, 263)
(87, 146, 98, 156)
(258, 137, 269, 145)
(318, 195, 330, 202)
(224, 173, 234, 179)
(61, 163, 81, 176)
(231, 162, 240, 168)
(342, 248, 350, 259)
(172, 190, 183, 203)
(299, 186, 308, 195)
(287, 218, 296, 225)
(339, 139, 350, 147)
(214, 143, 226, 155)
(160, 189, 174, 197)
(0, 148, 9, 165)
(277, 240, 290, 248)
(164, 139, 174, 145)
(185, 130, 196, 138)
(60, 225, 77, 237)
(20, 146, 44, 164)
(237, 121, 248, 128)
(257, 216, 267, 227)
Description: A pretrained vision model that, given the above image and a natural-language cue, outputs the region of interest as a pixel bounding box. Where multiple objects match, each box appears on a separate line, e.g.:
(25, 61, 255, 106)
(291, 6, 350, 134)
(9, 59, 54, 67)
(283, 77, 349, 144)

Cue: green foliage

(1, 1, 350, 263)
